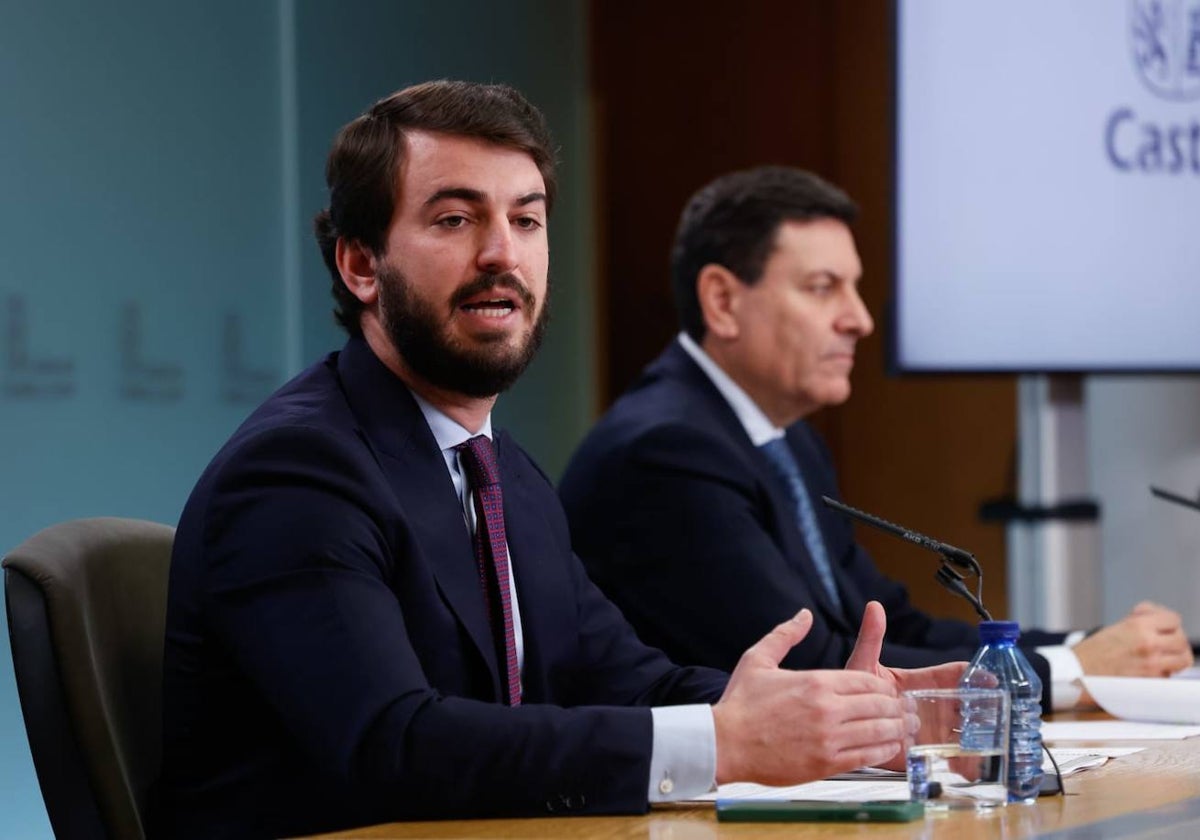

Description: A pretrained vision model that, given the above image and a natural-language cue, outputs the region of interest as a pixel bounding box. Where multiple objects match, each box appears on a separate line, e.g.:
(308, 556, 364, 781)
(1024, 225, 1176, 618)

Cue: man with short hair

(156, 86, 959, 839)
(560, 165, 1193, 713)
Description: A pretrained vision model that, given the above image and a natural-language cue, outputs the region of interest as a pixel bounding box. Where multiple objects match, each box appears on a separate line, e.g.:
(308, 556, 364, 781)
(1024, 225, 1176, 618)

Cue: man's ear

(336, 238, 380, 305)
(696, 263, 743, 341)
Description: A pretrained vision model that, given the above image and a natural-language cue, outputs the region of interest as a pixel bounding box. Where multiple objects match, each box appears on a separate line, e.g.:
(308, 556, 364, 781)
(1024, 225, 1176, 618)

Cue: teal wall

(0, 2, 592, 834)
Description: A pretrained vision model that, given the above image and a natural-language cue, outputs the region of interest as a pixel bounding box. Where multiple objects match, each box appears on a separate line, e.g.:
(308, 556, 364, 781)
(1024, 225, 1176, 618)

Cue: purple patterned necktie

(455, 435, 521, 706)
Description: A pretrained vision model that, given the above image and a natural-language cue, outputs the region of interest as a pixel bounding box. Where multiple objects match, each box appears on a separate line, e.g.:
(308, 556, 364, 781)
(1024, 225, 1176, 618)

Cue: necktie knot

(455, 435, 500, 489)
(759, 438, 802, 483)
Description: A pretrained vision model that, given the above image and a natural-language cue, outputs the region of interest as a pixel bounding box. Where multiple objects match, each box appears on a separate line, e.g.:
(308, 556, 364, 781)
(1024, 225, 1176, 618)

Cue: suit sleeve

(196, 425, 718, 819)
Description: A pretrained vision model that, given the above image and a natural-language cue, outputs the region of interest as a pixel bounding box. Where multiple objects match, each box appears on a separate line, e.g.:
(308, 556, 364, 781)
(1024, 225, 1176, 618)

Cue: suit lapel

(379, 441, 503, 695)
(656, 343, 849, 627)
(336, 339, 502, 699)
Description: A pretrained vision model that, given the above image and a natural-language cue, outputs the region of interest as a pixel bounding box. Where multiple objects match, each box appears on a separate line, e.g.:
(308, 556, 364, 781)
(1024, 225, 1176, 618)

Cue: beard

(376, 264, 550, 398)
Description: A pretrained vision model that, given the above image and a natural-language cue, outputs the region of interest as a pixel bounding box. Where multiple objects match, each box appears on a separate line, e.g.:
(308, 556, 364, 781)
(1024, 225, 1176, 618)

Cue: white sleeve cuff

(1064, 630, 1087, 647)
(1036, 643, 1085, 711)
(647, 704, 716, 802)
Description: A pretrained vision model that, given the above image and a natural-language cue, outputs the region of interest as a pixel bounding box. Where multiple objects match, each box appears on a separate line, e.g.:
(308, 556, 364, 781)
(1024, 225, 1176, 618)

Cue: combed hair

(313, 80, 558, 335)
(670, 166, 858, 341)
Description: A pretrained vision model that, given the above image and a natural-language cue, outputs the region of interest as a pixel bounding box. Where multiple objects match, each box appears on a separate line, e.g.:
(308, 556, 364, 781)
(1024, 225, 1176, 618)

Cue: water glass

(904, 687, 1010, 810)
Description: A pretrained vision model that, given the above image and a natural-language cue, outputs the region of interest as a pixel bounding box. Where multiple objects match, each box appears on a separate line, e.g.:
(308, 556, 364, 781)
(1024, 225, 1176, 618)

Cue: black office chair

(3, 517, 174, 840)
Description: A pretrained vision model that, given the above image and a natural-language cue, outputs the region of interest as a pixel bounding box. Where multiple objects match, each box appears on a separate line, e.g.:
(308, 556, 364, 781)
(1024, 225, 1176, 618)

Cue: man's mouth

(459, 296, 518, 319)
(823, 348, 856, 365)
(450, 273, 535, 320)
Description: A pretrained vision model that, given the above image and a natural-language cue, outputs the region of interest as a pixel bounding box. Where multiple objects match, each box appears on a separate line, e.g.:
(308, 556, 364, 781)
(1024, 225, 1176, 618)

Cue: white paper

(698, 779, 911, 803)
(689, 748, 1130, 803)
(1050, 746, 1143, 774)
(1043, 720, 1200, 741)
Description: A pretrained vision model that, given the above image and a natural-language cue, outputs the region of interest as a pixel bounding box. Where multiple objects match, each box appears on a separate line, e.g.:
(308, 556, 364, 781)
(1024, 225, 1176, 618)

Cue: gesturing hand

(712, 609, 908, 786)
(843, 601, 967, 771)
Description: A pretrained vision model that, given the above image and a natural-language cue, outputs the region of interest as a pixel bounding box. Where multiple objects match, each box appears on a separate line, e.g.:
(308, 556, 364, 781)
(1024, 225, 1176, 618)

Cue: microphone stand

(820, 496, 992, 620)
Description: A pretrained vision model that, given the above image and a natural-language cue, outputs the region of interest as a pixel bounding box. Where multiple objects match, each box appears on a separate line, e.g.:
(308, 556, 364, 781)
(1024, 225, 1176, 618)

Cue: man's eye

(438, 216, 468, 228)
(514, 216, 542, 230)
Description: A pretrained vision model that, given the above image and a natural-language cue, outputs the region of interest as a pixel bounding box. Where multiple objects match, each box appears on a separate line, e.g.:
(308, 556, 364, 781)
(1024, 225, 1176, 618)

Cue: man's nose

(477, 221, 519, 275)
(841, 287, 874, 337)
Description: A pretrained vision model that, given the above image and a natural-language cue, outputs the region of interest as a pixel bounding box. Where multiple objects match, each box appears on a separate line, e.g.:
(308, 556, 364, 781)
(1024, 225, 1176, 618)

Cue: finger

(1144, 611, 1184, 632)
(833, 692, 905, 723)
(1179, 641, 1195, 665)
(1129, 638, 1191, 675)
(931, 661, 969, 687)
(893, 661, 968, 691)
(781, 667, 897, 697)
(833, 714, 909, 751)
(741, 609, 814, 668)
(1121, 612, 1176, 637)
(843, 741, 903, 771)
(1159, 646, 1195, 673)
(824, 669, 898, 697)
(1156, 629, 1193, 651)
(845, 601, 887, 673)
(1133, 600, 1172, 616)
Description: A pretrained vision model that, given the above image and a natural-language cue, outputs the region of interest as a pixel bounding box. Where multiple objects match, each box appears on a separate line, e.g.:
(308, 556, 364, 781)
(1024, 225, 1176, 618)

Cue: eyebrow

(801, 269, 862, 286)
(515, 191, 547, 207)
(423, 187, 547, 209)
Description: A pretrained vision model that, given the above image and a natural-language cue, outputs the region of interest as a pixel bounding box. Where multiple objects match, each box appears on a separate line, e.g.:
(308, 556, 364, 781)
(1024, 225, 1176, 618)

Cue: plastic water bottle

(959, 620, 1044, 804)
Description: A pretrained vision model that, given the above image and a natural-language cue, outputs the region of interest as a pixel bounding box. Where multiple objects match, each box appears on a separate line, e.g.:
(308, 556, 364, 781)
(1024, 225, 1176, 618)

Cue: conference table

(308, 713, 1200, 839)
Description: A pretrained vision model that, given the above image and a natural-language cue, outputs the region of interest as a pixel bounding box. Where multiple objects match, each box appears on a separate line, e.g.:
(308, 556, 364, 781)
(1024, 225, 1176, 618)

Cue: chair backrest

(3, 517, 174, 840)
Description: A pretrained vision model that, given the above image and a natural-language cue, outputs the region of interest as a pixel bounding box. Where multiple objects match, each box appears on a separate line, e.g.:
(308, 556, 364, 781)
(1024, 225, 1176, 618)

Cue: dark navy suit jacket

(155, 337, 727, 839)
(560, 341, 1060, 704)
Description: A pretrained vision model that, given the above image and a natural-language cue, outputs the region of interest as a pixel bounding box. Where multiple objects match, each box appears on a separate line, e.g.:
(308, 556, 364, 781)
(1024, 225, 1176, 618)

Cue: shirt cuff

(647, 704, 716, 802)
(1036, 641, 1085, 711)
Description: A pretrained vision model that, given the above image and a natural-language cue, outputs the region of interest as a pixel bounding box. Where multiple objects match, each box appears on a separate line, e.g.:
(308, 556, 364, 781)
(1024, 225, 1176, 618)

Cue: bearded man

(155, 82, 961, 840)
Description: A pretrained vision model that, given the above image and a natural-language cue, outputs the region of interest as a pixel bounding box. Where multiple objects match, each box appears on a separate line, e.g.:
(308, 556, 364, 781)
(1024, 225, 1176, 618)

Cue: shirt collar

(676, 332, 784, 447)
(409, 389, 493, 453)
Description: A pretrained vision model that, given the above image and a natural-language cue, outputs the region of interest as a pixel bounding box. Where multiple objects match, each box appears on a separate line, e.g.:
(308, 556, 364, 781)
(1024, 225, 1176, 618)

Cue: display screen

(893, 0, 1200, 372)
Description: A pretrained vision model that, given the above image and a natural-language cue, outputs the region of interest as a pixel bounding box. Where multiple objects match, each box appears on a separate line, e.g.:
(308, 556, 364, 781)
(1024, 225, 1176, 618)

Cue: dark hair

(670, 166, 858, 342)
(314, 80, 558, 335)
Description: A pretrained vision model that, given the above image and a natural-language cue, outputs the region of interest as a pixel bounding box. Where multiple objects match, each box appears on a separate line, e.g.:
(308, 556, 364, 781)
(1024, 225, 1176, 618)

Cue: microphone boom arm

(820, 495, 992, 620)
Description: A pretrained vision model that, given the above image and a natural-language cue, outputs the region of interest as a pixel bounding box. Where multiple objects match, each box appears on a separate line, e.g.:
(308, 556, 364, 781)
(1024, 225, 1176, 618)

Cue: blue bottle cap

(978, 620, 1021, 643)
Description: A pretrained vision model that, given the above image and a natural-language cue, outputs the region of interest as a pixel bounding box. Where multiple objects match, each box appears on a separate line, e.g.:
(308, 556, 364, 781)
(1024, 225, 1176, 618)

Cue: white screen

(895, 0, 1200, 371)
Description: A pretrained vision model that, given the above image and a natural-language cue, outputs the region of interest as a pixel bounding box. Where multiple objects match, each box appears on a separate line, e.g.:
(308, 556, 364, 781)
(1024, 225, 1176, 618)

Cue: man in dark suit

(157, 86, 962, 839)
(560, 166, 1192, 713)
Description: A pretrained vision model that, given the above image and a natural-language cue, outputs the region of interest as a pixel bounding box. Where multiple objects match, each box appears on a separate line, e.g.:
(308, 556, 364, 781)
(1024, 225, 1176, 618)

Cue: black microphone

(820, 496, 982, 576)
(1150, 485, 1200, 513)
(820, 495, 991, 620)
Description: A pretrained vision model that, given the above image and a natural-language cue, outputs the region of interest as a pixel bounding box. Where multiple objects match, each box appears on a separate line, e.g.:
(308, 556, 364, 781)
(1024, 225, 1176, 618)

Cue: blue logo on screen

(1131, 0, 1200, 101)
(1105, 1, 1200, 172)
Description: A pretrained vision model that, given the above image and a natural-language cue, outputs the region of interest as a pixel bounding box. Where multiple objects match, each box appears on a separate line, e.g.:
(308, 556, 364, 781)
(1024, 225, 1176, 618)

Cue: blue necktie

(758, 438, 841, 608)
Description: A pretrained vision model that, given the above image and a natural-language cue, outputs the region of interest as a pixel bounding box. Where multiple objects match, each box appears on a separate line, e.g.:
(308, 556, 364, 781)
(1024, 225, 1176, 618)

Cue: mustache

(449, 273, 536, 311)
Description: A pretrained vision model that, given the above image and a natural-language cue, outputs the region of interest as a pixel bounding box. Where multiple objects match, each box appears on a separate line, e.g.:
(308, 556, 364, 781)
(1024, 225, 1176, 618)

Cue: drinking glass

(904, 687, 1010, 810)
